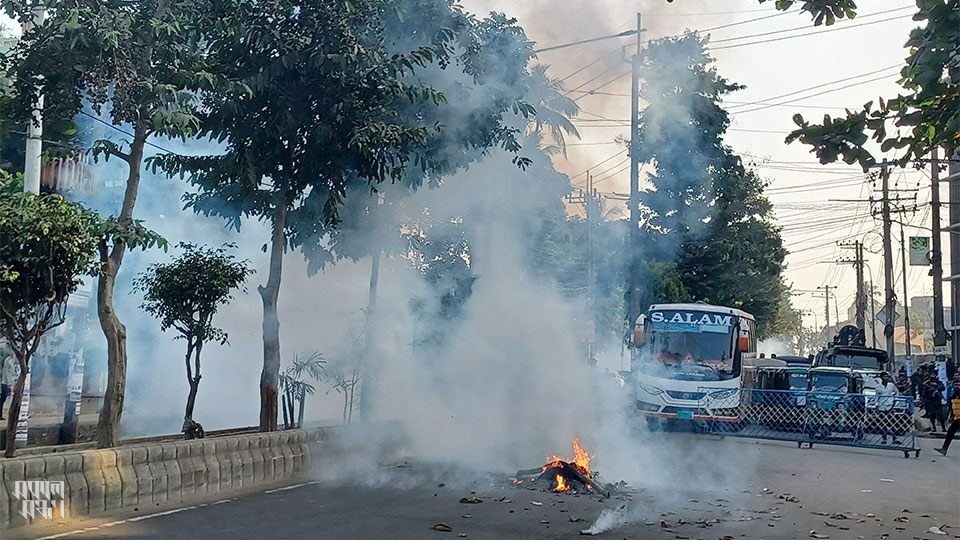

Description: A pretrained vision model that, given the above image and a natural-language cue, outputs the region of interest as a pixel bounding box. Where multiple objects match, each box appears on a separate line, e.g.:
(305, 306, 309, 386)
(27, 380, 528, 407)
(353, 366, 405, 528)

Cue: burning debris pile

(513, 438, 611, 497)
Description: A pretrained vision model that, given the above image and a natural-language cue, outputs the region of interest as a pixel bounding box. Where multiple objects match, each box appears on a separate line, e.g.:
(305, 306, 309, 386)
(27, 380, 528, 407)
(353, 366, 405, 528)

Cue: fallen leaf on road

(810, 533, 830, 539)
(459, 497, 482, 504)
(462, 515, 472, 519)
(894, 516, 909, 523)
(785, 496, 801, 503)
(660, 520, 669, 528)
(458, 534, 467, 538)
(866, 513, 876, 518)
(824, 521, 837, 527)
(831, 513, 848, 520)
(928, 526, 947, 535)
(569, 516, 583, 523)
(860, 490, 872, 493)
(879, 478, 894, 483)
(901, 509, 912, 513)
(432, 523, 453, 532)
(530, 501, 543, 506)
(579, 529, 596, 536)
(540, 520, 549, 525)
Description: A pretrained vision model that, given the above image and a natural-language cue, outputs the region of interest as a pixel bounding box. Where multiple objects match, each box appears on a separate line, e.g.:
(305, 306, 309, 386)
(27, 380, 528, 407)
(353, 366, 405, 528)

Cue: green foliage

(761, 0, 858, 26)
(133, 243, 253, 345)
(0, 1, 234, 152)
(149, 0, 536, 235)
(279, 351, 326, 400)
(635, 33, 744, 234)
(0, 186, 100, 357)
(776, 0, 960, 167)
(634, 33, 789, 339)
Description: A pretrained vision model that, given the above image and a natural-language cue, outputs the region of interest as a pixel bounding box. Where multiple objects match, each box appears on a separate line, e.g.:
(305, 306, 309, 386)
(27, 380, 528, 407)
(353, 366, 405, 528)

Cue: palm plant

(279, 351, 325, 429)
(527, 64, 581, 153)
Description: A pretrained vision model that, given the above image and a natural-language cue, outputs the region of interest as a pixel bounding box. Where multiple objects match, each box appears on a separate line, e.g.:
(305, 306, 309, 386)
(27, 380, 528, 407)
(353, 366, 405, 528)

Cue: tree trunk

(297, 390, 305, 428)
(356, 251, 380, 420)
(96, 126, 147, 449)
(259, 192, 288, 432)
(280, 392, 289, 429)
(4, 360, 28, 458)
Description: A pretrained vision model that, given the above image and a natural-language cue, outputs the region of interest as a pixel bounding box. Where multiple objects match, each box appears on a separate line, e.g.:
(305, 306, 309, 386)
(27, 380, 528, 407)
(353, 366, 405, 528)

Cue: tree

(634, 33, 789, 338)
(0, 0, 230, 447)
(151, 0, 538, 431)
(759, 0, 959, 168)
(0, 179, 99, 457)
(133, 243, 253, 439)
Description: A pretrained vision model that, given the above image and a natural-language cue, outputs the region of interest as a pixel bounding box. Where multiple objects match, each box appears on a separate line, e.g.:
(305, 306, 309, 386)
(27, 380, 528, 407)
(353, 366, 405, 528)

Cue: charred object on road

(512, 438, 614, 497)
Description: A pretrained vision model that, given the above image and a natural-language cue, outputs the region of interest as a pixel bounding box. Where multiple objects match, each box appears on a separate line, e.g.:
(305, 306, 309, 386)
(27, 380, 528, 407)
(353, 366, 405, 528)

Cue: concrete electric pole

(627, 12, 642, 330)
(929, 149, 948, 372)
(879, 160, 897, 361)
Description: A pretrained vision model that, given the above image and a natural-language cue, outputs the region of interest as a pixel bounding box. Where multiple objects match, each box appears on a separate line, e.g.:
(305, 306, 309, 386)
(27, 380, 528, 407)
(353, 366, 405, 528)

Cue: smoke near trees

(0, 0, 799, 461)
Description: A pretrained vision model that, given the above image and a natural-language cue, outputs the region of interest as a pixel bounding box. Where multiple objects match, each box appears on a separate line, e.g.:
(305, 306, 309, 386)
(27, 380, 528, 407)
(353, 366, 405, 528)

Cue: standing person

(0, 347, 13, 420)
(910, 364, 925, 400)
(924, 371, 947, 432)
(934, 373, 960, 456)
(876, 371, 901, 444)
(895, 367, 910, 395)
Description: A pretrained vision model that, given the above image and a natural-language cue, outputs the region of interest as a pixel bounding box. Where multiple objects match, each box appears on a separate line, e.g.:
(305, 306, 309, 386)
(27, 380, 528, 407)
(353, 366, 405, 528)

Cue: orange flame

(512, 478, 523, 485)
(541, 455, 565, 473)
(555, 474, 569, 492)
(572, 437, 591, 477)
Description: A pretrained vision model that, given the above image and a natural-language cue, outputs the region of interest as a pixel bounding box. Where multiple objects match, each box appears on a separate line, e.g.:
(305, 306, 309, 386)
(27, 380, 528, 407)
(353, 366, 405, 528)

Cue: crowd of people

(892, 361, 959, 455)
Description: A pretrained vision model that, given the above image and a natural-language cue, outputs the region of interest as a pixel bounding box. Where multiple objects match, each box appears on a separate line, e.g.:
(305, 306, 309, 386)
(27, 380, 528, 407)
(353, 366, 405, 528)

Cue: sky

(461, 0, 942, 332)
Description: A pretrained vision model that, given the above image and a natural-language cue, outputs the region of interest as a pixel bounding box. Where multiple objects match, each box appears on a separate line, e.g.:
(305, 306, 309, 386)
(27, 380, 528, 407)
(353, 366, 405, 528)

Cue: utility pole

(838, 240, 866, 330)
(818, 285, 832, 331)
(899, 219, 912, 365)
(869, 276, 878, 348)
(880, 160, 897, 361)
(929, 148, 947, 374)
(567, 174, 601, 360)
(950, 150, 960, 365)
(22, 7, 46, 195)
(627, 12, 643, 332)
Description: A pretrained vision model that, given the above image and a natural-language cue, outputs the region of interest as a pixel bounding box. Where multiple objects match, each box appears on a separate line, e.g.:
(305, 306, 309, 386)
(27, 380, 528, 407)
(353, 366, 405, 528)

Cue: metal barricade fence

(698, 387, 919, 458)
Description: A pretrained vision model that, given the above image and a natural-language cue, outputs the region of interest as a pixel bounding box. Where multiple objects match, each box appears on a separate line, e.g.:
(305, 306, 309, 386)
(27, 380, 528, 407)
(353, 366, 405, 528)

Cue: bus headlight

(638, 383, 664, 396)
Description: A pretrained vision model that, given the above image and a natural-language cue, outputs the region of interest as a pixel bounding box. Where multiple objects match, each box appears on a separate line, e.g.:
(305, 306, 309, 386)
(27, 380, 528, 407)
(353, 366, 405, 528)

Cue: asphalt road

(10, 434, 959, 540)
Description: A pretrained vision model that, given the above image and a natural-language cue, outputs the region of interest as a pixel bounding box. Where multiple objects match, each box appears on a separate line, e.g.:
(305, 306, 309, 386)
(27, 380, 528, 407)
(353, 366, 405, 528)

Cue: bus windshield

(639, 310, 738, 382)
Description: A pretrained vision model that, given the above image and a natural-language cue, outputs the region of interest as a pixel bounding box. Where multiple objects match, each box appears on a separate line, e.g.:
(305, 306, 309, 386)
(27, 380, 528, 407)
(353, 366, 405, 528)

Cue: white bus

(630, 302, 762, 426)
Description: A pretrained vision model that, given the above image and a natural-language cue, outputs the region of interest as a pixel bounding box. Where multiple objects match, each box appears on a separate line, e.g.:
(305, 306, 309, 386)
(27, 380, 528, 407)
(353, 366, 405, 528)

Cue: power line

(573, 68, 633, 102)
(731, 73, 899, 115)
(726, 64, 901, 110)
(708, 6, 913, 45)
(710, 14, 913, 51)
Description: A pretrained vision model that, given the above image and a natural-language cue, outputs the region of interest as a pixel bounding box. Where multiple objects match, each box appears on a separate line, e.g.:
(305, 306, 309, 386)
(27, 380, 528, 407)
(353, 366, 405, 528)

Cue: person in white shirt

(875, 371, 900, 444)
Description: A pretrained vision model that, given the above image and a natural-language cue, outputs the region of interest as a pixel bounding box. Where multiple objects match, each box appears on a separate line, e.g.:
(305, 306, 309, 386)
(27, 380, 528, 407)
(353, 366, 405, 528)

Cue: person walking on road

(0, 348, 13, 420)
(924, 371, 947, 432)
(934, 373, 960, 456)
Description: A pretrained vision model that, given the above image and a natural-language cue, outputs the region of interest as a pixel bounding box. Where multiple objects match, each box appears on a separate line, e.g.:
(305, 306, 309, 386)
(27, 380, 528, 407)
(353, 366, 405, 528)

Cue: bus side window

(744, 319, 758, 353)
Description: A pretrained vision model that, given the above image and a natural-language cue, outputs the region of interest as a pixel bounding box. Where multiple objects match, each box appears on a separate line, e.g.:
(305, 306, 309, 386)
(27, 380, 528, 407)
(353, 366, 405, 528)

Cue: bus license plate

(677, 410, 694, 420)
